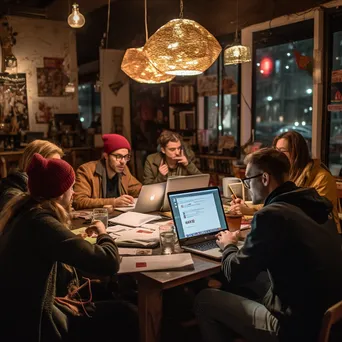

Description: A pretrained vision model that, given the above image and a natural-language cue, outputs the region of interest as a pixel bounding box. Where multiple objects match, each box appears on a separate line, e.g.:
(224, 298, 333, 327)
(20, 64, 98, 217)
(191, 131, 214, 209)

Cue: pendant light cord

(179, 0, 184, 18)
(235, 0, 239, 42)
(145, 0, 149, 41)
(106, 0, 111, 49)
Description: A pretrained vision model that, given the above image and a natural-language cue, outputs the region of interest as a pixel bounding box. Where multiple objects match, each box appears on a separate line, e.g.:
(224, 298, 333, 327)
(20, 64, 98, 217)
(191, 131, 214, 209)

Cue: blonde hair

(0, 193, 71, 234)
(19, 140, 64, 172)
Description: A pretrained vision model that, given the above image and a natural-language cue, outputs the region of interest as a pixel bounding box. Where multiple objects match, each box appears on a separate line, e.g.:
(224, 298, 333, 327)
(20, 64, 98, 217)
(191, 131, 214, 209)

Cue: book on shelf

(169, 109, 195, 131)
(169, 83, 195, 104)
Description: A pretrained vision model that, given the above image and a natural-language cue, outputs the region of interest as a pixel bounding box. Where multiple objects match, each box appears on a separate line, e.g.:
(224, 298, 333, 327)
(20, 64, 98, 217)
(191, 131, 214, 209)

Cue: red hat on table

(27, 153, 75, 199)
(102, 134, 131, 154)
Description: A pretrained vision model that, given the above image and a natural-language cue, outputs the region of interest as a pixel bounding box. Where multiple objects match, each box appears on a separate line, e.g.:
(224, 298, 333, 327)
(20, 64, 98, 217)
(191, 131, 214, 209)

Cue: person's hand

(114, 195, 135, 207)
(174, 149, 189, 166)
(86, 220, 106, 237)
(158, 159, 169, 176)
(230, 196, 256, 216)
(216, 230, 240, 250)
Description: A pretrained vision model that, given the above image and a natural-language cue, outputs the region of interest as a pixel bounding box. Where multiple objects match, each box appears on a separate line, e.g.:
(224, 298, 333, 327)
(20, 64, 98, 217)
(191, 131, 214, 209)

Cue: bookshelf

(168, 79, 197, 149)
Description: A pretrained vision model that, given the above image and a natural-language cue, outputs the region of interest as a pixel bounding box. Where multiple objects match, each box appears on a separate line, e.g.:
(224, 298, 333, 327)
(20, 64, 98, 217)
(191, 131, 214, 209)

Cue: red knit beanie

(102, 134, 131, 154)
(27, 153, 75, 199)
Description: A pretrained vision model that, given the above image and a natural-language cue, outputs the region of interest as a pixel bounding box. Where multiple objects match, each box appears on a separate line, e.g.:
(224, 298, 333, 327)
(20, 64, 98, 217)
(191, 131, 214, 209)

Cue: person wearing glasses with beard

(73, 134, 142, 210)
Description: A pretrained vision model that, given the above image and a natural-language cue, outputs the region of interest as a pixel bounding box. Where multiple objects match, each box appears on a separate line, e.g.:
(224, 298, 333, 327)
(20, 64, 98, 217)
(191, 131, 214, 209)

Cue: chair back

(318, 300, 342, 342)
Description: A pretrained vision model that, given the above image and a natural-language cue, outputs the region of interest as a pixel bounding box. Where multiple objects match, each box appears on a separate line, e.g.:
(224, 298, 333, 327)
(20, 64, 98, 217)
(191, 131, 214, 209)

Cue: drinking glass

(159, 225, 176, 255)
(92, 208, 108, 228)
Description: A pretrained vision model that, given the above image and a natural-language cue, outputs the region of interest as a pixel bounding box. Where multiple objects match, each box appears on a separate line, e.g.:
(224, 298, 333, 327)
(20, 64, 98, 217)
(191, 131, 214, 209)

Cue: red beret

(102, 134, 131, 154)
(27, 153, 75, 199)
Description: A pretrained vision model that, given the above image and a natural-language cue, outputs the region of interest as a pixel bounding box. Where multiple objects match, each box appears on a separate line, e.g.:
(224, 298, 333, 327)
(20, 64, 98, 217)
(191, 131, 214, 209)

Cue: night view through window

(254, 39, 314, 149)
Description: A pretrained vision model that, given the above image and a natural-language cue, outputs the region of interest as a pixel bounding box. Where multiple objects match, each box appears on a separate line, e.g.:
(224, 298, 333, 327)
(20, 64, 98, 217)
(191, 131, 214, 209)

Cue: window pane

(254, 38, 313, 148)
(78, 83, 93, 129)
(222, 64, 239, 140)
(328, 31, 342, 175)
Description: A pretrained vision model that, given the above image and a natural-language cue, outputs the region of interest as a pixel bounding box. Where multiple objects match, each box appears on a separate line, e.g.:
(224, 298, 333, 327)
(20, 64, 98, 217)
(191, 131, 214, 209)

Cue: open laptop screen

(168, 187, 227, 240)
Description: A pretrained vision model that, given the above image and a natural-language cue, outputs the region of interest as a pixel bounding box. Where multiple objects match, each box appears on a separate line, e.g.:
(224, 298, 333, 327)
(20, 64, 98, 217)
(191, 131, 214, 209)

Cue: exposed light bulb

(68, 3, 85, 28)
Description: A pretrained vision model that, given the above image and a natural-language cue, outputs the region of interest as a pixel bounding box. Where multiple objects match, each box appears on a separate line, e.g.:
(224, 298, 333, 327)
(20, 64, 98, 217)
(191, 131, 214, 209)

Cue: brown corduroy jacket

(73, 159, 142, 210)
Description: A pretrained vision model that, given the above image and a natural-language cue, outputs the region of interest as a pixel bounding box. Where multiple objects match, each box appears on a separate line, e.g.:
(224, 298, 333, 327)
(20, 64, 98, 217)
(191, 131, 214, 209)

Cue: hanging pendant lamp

(67, 3, 85, 28)
(224, 0, 251, 65)
(121, 0, 174, 83)
(144, 0, 222, 76)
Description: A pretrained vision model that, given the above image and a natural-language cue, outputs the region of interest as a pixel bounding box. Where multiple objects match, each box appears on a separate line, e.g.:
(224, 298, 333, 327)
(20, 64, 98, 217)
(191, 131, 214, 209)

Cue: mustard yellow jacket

(294, 159, 341, 233)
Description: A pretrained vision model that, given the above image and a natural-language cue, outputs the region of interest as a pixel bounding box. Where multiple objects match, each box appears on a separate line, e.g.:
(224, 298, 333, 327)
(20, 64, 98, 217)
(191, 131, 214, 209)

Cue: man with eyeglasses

(73, 134, 141, 209)
(195, 148, 342, 342)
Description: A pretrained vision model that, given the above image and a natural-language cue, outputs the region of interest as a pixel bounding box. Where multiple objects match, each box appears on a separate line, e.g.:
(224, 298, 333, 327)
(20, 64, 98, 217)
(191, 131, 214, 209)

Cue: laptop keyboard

(191, 240, 218, 251)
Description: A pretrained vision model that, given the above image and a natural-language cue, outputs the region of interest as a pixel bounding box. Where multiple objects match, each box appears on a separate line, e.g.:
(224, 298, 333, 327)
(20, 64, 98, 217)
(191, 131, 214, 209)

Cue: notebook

(168, 187, 243, 260)
(116, 182, 166, 213)
(162, 174, 210, 211)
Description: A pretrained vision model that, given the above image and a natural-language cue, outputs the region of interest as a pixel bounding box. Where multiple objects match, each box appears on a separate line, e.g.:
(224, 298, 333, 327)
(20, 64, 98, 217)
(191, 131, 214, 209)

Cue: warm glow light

(260, 57, 273, 77)
(121, 47, 175, 83)
(68, 3, 85, 28)
(224, 45, 251, 65)
(144, 19, 222, 75)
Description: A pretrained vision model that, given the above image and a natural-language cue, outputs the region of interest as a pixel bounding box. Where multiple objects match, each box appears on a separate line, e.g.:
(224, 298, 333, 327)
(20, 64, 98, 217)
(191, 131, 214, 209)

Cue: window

(326, 10, 342, 176)
(253, 20, 314, 149)
(201, 34, 240, 148)
(78, 83, 101, 130)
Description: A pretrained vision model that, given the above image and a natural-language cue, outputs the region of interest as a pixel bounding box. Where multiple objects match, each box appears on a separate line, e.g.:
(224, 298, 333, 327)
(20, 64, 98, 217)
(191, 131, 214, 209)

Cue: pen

(228, 184, 249, 208)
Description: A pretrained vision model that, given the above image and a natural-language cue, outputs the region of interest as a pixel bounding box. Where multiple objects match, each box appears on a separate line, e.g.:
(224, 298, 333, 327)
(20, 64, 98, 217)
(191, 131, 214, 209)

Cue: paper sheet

(118, 253, 194, 273)
(118, 248, 152, 256)
(109, 212, 162, 227)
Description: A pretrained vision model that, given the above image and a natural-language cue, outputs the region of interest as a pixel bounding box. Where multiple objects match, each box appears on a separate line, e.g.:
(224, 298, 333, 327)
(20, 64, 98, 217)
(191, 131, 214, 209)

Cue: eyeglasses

(241, 173, 263, 189)
(110, 153, 131, 162)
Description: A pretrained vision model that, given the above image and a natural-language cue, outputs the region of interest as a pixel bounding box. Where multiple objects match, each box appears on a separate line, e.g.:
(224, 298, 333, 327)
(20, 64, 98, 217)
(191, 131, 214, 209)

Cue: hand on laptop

(114, 195, 135, 207)
(173, 149, 188, 166)
(216, 230, 240, 250)
(159, 159, 169, 176)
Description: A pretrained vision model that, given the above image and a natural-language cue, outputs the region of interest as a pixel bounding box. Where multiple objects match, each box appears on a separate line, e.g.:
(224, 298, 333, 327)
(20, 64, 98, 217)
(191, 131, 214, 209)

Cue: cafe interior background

(0, 0, 341, 184)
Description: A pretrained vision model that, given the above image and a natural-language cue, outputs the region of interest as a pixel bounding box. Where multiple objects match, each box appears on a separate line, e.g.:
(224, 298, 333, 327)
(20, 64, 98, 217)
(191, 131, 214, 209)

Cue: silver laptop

(168, 187, 236, 260)
(116, 182, 166, 213)
(162, 174, 210, 211)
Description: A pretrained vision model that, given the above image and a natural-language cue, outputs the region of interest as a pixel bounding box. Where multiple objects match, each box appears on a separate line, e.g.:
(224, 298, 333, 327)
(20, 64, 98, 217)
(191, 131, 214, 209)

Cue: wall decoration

(0, 18, 18, 72)
(0, 73, 29, 130)
(37, 67, 69, 97)
(35, 101, 56, 124)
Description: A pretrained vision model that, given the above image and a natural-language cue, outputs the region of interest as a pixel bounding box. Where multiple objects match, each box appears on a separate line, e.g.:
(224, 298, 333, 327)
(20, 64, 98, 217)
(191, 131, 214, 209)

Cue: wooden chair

(0, 156, 7, 178)
(318, 300, 342, 342)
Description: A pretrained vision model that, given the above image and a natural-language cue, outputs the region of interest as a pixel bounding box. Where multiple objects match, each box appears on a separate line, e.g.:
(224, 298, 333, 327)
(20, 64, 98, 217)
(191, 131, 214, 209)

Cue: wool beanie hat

(102, 134, 131, 154)
(27, 153, 75, 199)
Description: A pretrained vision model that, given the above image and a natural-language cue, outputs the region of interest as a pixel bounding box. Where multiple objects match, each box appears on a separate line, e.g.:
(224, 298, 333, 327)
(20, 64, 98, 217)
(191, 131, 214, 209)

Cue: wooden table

(135, 255, 220, 342)
(72, 211, 249, 342)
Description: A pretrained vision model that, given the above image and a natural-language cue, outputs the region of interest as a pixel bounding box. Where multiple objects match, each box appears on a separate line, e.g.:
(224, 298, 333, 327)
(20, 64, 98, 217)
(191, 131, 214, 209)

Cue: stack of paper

(109, 212, 162, 227)
(118, 253, 194, 273)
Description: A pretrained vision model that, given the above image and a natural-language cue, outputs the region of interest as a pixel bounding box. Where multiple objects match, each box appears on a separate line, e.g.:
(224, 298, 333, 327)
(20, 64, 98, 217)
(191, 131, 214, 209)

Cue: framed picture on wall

(0, 73, 29, 131)
(37, 67, 69, 97)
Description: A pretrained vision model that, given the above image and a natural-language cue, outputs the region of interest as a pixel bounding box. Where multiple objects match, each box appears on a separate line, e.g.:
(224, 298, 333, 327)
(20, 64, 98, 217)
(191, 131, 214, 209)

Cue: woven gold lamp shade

(144, 19, 222, 76)
(121, 47, 175, 84)
(224, 44, 251, 65)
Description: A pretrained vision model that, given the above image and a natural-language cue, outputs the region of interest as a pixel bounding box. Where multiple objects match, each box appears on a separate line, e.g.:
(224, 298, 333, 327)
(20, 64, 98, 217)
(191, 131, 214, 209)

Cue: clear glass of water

(159, 225, 176, 255)
(92, 208, 108, 228)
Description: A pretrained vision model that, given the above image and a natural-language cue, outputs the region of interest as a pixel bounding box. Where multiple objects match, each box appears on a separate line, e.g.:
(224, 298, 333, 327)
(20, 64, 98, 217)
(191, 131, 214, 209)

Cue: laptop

(162, 174, 210, 211)
(116, 182, 166, 213)
(168, 187, 242, 260)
